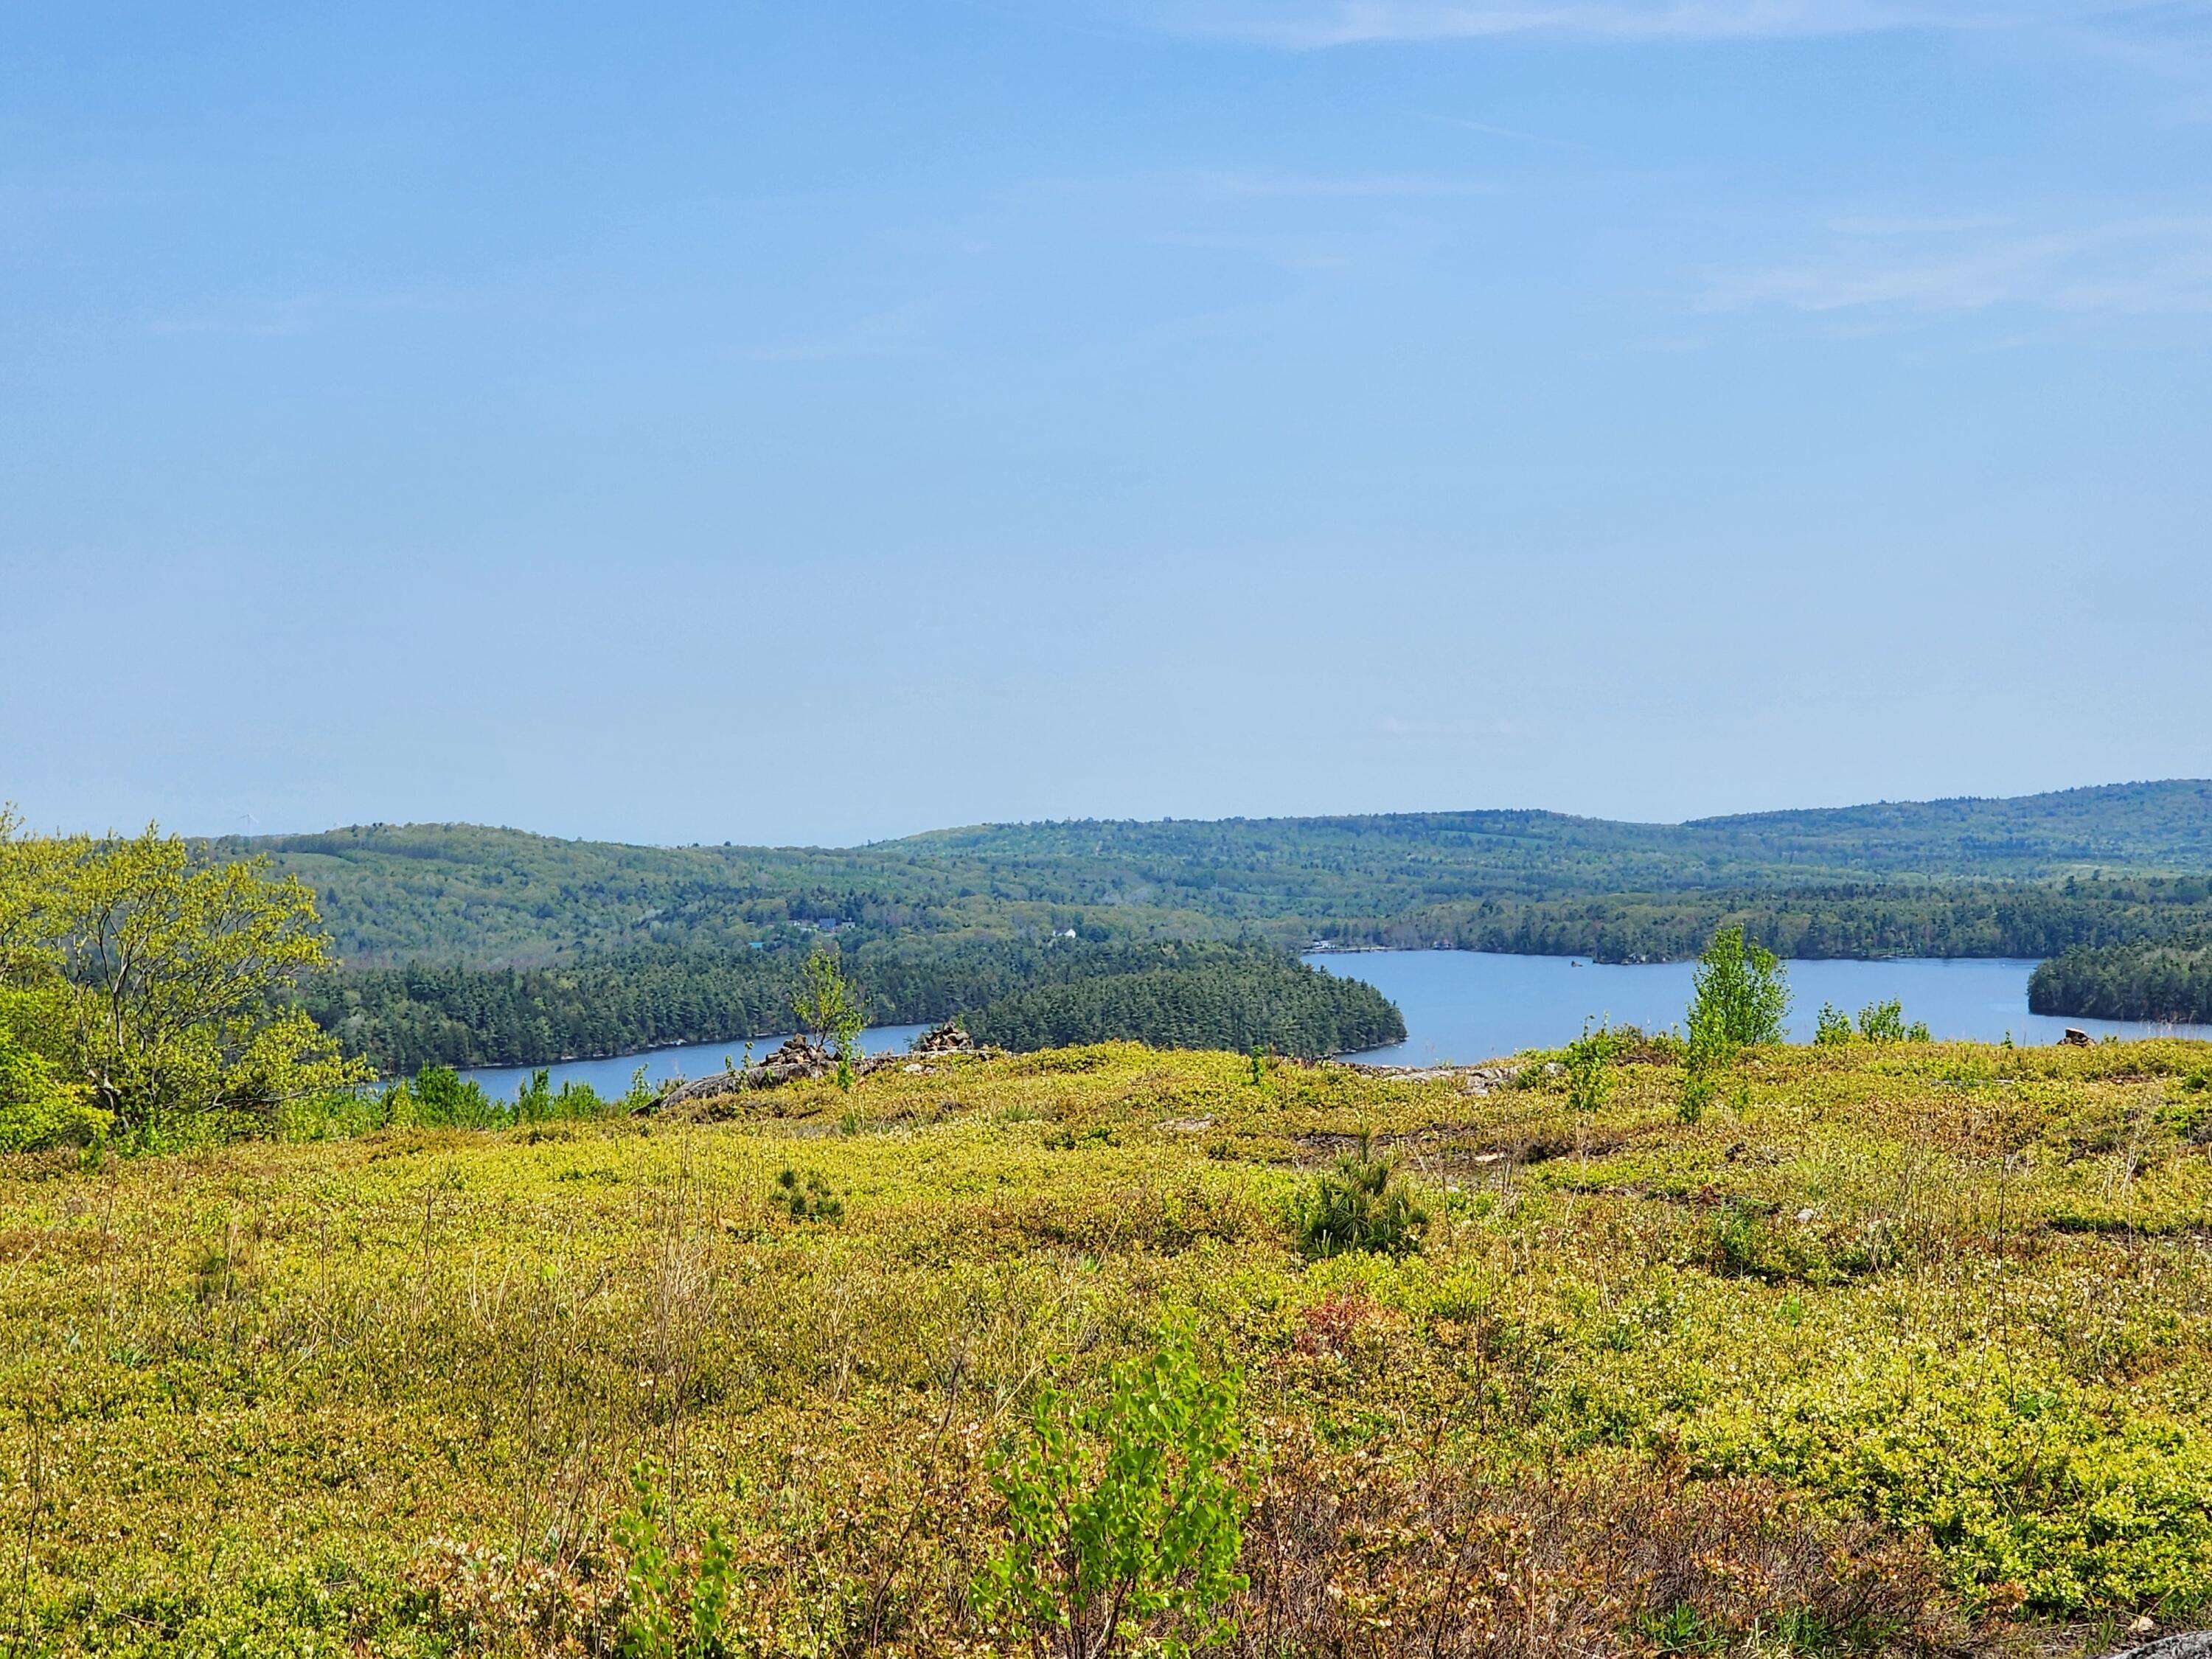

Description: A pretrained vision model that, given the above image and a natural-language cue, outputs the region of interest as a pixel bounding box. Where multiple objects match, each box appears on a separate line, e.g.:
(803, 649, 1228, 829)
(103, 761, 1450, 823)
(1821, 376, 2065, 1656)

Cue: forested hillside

(1330, 873, 2212, 961)
(233, 780, 2212, 969)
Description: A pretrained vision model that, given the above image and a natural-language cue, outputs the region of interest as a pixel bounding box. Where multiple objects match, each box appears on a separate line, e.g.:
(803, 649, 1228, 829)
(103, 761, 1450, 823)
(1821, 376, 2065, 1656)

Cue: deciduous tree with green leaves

(792, 944, 866, 1090)
(1682, 925, 1790, 1121)
(0, 817, 366, 1139)
(1686, 925, 1791, 1054)
(976, 1333, 1247, 1659)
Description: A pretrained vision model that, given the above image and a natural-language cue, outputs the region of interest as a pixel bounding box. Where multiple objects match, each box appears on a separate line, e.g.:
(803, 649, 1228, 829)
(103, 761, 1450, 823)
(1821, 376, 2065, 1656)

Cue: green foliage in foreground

(2032, 940, 2212, 1026)
(4, 1038, 2212, 1655)
(0, 1025, 107, 1153)
(0, 815, 366, 1149)
(976, 1332, 1246, 1659)
(1294, 1134, 1429, 1259)
(615, 1461, 740, 1659)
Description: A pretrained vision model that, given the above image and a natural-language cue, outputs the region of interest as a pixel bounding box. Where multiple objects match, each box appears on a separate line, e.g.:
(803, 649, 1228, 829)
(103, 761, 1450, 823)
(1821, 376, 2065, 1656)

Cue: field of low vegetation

(5, 817, 2211, 1656)
(4, 1029, 2211, 1655)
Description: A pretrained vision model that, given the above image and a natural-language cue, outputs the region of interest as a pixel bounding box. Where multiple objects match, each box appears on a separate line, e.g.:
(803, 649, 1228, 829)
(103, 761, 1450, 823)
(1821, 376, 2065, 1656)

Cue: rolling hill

(223, 779, 2212, 969)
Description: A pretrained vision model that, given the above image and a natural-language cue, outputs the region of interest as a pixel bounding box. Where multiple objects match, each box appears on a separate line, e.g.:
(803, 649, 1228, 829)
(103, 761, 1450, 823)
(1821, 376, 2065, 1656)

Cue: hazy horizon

(13, 773, 2193, 852)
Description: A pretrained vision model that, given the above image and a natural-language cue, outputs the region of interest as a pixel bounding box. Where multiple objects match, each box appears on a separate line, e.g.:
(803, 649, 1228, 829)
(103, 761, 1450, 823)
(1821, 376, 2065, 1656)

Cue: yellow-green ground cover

(2, 1039, 2210, 1655)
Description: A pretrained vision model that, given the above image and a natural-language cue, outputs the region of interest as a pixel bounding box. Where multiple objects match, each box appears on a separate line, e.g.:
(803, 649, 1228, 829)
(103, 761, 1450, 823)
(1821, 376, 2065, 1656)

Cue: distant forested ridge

(299, 939, 1399, 1073)
(226, 780, 2212, 969)
(966, 952, 1403, 1059)
(2029, 942, 2212, 1025)
(1335, 876, 2212, 963)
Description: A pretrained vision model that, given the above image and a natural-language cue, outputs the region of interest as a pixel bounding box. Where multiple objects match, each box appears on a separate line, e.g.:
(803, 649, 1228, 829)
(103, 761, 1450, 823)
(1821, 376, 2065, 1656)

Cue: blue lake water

(462, 951, 2211, 1099)
(1304, 950, 2212, 1066)
(463, 1023, 933, 1100)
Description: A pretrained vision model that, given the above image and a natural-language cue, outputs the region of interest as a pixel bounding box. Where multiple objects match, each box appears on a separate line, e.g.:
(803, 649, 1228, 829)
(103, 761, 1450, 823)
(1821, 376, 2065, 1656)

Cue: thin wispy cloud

(1108, 0, 2140, 46)
(1424, 113, 1596, 150)
(1707, 213, 2212, 317)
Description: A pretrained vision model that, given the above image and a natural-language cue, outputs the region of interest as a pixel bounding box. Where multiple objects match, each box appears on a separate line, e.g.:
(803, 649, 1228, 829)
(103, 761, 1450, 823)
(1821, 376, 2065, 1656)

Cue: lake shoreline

(460, 950, 2212, 1096)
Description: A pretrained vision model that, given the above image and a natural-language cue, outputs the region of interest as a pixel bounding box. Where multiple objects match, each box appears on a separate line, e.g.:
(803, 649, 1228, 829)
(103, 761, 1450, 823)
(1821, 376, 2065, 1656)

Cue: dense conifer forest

(299, 940, 1402, 1071)
(961, 950, 1402, 1058)
(2029, 941, 2212, 1024)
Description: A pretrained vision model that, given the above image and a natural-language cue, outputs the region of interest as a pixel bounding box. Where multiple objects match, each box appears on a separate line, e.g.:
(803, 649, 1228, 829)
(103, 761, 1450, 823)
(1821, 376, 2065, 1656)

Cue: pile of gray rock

(645, 1022, 985, 1114)
(651, 1036, 835, 1111)
(912, 1019, 974, 1054)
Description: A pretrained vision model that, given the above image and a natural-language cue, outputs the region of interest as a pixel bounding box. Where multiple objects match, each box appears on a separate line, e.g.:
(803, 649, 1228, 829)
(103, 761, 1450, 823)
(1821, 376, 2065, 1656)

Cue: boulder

(2062, 1027, 2093, 1047)
(2108, 1638, 2212, 1659)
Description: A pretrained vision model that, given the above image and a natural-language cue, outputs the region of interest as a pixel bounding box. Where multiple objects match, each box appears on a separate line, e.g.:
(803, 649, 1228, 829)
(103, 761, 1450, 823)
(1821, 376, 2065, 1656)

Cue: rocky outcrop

(643, 1024, 989, 1113)
(652, 1036, 835, 1110)
(2107, 1637, 2212, 1658)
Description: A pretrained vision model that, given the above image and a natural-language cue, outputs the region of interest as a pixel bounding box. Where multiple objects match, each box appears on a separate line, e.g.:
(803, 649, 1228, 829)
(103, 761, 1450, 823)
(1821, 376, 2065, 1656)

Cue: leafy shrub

(1686, 1361, 2212, 1615)
(0, 1026, 110, 1152)
(406, 1537, 622, 1656)
(341, 1064, 625, 1137)
(975, 1334, 1246, 1659)
(2164, 1096, 2212, 1146)
(775, 1166, 844, 1223)
(1044, 1124, 1118, 1150)
(1700, 1204, 1840, 1284)
(1562, 1020, 1621, 1117)
(1815, 1004, 1854, 1047)
(1857, 1000, 1931, 1043)
(615, 1461, 737, 1659)
(1290, 1292, 1388, 1363)
(1688, 926, 1790, 1054)
(515, 1067, 622, 1124)
(1682, 927, 1789, 1121)
(403, 1064, 501, 1128)
(1295, 1135, 1427, 1260)
(1237, 1431, 1969, 1657)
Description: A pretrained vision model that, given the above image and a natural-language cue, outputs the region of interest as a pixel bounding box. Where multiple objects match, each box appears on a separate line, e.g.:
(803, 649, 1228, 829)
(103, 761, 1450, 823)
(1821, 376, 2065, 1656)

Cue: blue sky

(5, 1, 2209, 844)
